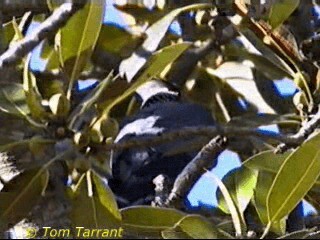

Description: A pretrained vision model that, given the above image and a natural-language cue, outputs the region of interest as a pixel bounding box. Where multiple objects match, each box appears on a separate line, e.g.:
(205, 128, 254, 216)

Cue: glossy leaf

(217, 167, 258, 215)
(92, 172, 121, 221)
(236, 26, 295, 77)
(10, 17, 24, 45)
(244, 150, 320, 186)
(254, 171, 286, 235)
(208, 62, 275, 114)
(23, 56, 48, 120)
(97, 42, 191, 119)
(48, 93, 70, 117)
(58, 0, 105, 97)
(68, 171, 121, 229)
(243, 150, 291, 173)
(96, 25, 144, 56)
(121, 206, 185, 238)
(162, 215, 218, 239)
(267, 132, 320, 224)
(0, 83, 29, 117)
(224, 44, 290, 80)
(68, 72, 114, 132)
(119, 3, 211, 82)
(206, 173, 242, 237)
(0, 169, 44, 231)
(268, 0, 300, 29)
(39, 40, 60, 71)
(3, 21, 15, 47)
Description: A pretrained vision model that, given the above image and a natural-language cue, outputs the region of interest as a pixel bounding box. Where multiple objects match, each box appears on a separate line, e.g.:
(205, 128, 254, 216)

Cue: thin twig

(276, 105, 320, 152)
(0, 3, 84, 71)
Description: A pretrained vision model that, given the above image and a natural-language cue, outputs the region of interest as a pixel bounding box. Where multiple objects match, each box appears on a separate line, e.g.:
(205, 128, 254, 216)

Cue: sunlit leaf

(96, 42, 191, 121)
(68, 171, 121, 229)
(67, 72, 114, 132)
(92, 172, 122, 221)
(3, 21, 15, 48)
(23, 56, 48, 120)
(207, 62, 275, 114)
(268, 0, 300, 29)
(217, 167, 258, 216)
(235, 26, 295, 77)
(48, 93, 70, 117)
(267, 132, 320, 224)
(224, 44, 290, 80)
(58, 0, 105, 98)
(206, 173, 242, 237)
(243, 150, 291, 173)
(119, 3, 211, 82)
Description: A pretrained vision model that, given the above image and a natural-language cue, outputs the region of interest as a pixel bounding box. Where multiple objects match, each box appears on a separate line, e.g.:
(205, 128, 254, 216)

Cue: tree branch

(165, 136, 227, 208)
(2, 0, 49, 21)
(104, 125, 301, 152)
(0, 3, 84, 71)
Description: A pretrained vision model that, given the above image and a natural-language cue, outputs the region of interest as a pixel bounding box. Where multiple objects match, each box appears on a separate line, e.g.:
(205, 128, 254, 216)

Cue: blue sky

(27, 0, 314, 215)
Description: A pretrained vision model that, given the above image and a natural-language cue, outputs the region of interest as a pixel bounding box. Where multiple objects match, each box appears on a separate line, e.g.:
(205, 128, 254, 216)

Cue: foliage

(1, 0, 320, 239)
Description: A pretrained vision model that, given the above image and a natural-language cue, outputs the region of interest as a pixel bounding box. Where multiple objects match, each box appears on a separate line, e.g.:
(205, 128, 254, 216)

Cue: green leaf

(243, 150, 291, 174)
(244, 151, 320, 187)
(23, 56, 48, 120)
(236, 26, 295, 77)
(268, 0, 300, 29)
(267, 132, 320, 224)
(162, 215, 218, 239)
(37, 78, 64, 100)
(92, 172, 122, 221)
(254, 171, 286, 235)
(207, 62, 276, 114)
(0, 83, 30, 117)
(3, 21, 15, 47)
(96, 25, 144, 56)
(119, 3, 211, 82)
(58, 0, 105, 98)
(206, 173, 242, 237)
(162, 228, 191, 239)
(68, 171, 121, 229)
(224, 44, 290, 80)
(217, 167, 258, 215)
(48, 93, 70, 117)
(121, 206, 185, 238)
(11, 17, 24, 44)
(39, 40, 60, 71)
(97, 42, 191, 119)
(68, 72, 114, 132)
(0, 169, 44, 231)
